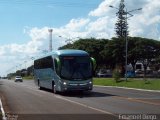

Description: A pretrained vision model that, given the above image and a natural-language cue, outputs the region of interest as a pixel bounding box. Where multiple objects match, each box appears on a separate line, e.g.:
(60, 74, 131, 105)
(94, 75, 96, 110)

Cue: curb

(94, 85, 160, 93)
(0, 99, 6, 120)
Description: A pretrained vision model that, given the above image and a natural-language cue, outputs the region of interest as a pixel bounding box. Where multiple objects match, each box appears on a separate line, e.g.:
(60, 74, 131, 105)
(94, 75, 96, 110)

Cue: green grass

(93, 78, 160, 90)
(23, 76, 34, 80)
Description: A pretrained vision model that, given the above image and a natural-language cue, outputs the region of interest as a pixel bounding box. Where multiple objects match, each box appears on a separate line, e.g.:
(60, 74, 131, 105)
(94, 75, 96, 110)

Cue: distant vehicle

(135, 62, 144, 73)
(97, 69, 112, 77)
(1, 77, 8, 79)
(15, 76, 23, 82)
(34, 49, 96, 93)
(135, 69, 143, 74)
(135, 62, 151, 75)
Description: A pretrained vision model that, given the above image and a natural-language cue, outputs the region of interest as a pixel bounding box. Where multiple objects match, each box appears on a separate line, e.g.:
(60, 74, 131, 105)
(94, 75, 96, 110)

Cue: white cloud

(86, 16, 116, 38)
(87, 17, 109, 32)
(89, 0, 119, 17)
(65, 18, 90, 31)
(128, 0, 160, 39)
(0, 46, 6, 56)
(28, 27, 49, 41)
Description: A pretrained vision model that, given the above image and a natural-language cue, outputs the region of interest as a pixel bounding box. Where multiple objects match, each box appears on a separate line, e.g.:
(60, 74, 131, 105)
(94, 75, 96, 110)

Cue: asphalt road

(0, 79, 160, 120)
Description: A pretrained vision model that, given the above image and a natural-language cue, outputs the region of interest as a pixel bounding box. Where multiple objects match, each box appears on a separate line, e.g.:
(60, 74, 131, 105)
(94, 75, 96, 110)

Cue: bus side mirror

(54, 58, 61, 74)
(91, 57, 96, 71)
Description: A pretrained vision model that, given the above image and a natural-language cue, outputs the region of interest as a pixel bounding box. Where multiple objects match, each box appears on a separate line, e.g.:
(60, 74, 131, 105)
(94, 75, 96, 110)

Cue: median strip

(94, 85, 160, 93)
(93, 78, 160, 92)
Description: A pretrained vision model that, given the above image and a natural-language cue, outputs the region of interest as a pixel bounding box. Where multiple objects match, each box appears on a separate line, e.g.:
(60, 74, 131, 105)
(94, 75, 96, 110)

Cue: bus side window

(54, 58, 60, 75)
(34, 56, 54, 70)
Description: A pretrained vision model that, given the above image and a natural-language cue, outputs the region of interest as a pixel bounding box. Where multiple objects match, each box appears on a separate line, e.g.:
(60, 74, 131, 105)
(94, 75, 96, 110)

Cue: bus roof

(56, 49, 89, 56)
(34, 49, 89, 60)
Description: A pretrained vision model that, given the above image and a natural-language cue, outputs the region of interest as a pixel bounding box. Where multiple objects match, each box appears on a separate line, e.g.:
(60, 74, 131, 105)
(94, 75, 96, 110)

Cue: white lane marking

(0, 99, 6, 120)
(55, 95, 117, 116)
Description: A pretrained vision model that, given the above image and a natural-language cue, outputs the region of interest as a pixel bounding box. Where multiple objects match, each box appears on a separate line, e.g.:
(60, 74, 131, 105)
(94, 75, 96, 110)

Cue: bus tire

(54, 85, 57, 94)
(38, 80, 42, 90)
(52, 83, 57, 94)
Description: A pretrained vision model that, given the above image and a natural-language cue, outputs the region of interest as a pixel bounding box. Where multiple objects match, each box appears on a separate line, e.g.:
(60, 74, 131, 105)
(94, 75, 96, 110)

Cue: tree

(127, 37, 141, 71)
(27, 65, 34, 76)
(127, 37, 160, 77)
(58, 43, 74, 50)
(115, 0, 128, 38)
(101, 37, 125, 70)
(59, 38, 109, 68)
(137, 38, 160, 78)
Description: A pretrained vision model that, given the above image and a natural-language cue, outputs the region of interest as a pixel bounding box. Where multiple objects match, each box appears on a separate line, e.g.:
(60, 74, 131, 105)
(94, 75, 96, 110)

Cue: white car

(97, 69, 112, 77)
(15, 76, 23, 82)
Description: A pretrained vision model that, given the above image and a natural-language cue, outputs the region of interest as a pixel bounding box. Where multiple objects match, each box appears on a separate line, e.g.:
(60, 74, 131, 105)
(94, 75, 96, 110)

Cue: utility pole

(48, 29, 53, 51)
(110, 0, 142, 81)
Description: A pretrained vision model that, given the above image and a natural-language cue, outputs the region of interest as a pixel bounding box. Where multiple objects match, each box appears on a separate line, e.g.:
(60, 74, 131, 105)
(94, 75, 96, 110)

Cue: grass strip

(93, 78, 160, 90)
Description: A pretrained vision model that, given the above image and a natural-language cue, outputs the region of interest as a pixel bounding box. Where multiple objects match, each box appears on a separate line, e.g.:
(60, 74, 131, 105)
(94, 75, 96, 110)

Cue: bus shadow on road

(40, 88, 116, 98)
(61, 91, 116, 98)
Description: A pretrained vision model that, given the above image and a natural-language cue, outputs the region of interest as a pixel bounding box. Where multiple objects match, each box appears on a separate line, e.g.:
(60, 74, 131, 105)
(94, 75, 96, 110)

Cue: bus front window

(60, 56, 92, 80)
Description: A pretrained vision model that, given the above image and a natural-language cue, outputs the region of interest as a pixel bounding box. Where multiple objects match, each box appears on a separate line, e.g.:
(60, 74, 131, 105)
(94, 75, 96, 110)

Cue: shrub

(113, 69, 121, 82)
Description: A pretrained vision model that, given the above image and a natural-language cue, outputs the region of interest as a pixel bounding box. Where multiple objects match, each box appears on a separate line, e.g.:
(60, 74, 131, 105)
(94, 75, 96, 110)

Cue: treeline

(7, 37, 160, 78)
(59, 37, 160, 75)
(7, 65, 33, 78)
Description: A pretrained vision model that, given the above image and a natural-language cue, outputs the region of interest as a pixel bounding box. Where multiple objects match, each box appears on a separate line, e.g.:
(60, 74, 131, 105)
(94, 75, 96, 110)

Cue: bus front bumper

(62, 83, 93, 92)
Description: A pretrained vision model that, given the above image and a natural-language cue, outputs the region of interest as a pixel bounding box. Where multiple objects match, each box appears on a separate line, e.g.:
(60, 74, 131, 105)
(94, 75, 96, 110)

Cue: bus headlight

(63, 82, 67, 85)
(89, 81, 92, 84)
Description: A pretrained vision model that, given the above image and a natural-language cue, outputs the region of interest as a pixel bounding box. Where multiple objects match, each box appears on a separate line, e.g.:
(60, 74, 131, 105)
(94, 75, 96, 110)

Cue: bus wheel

(38, 80, 42, 90)
(52, 84, 57, 94)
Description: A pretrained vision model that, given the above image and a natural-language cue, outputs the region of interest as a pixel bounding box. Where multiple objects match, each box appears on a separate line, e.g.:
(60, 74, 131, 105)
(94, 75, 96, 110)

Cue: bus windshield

(60, 56, 92, 80)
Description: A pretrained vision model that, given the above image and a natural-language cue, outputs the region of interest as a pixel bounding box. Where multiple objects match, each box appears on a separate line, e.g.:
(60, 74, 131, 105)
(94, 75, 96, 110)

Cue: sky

(0, 0, 160, 76)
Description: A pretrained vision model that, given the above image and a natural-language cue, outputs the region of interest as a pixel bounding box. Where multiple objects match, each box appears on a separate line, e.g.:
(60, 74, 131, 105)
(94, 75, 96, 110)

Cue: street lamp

(109, 4, 142, 81)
